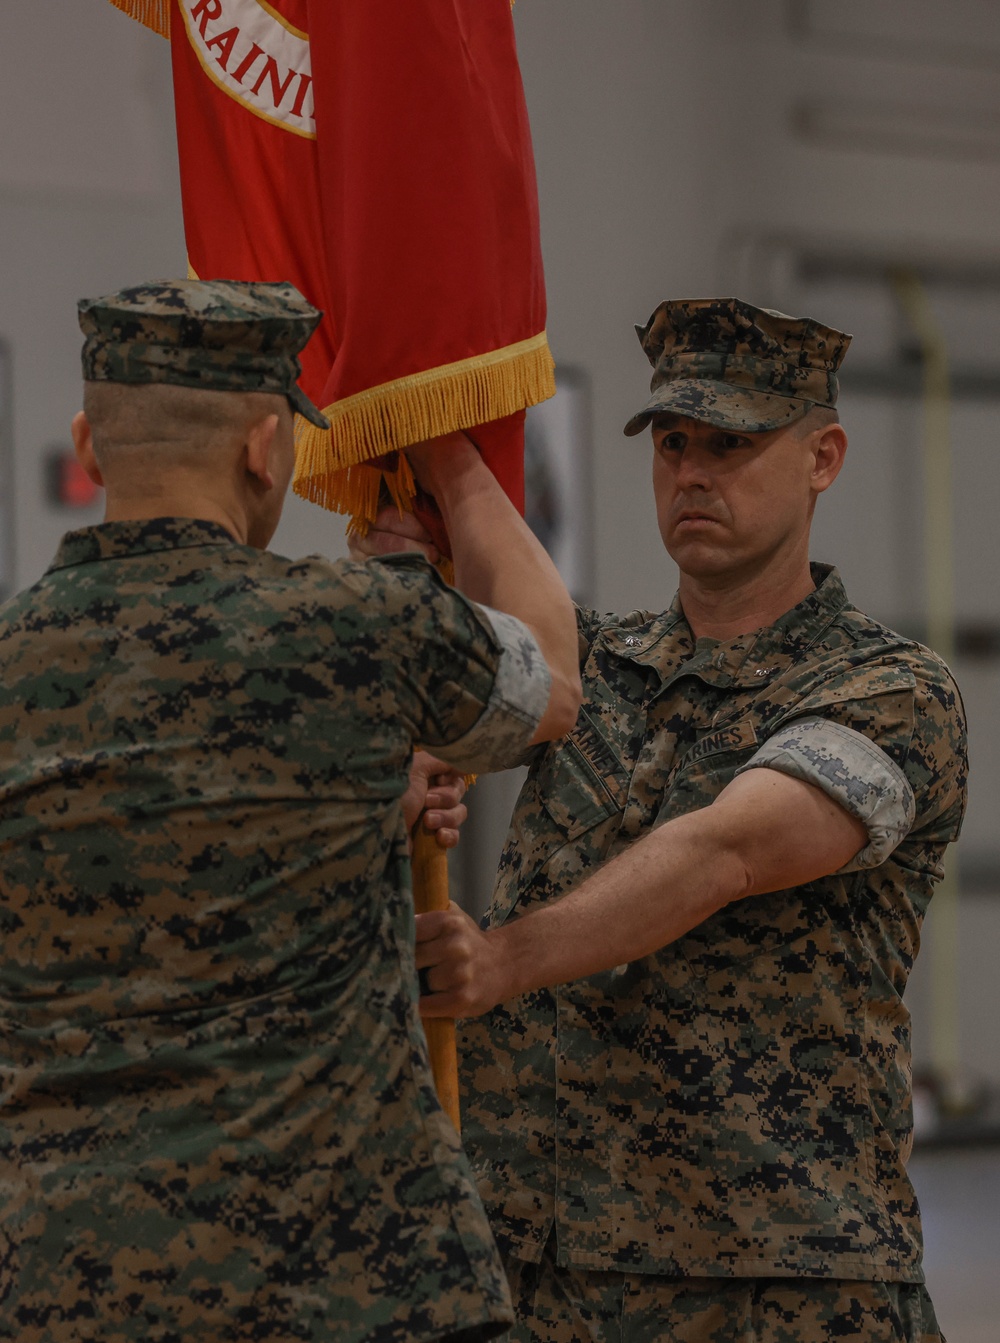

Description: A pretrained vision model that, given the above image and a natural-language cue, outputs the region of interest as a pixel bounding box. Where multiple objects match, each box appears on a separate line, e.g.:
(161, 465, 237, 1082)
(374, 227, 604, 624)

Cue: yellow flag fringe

(106, 0, 170, 38)
(293, 332, 555, 524)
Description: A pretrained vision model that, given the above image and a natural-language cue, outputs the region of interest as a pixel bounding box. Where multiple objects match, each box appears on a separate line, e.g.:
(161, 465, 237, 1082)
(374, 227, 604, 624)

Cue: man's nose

(674, 446, 713, 488)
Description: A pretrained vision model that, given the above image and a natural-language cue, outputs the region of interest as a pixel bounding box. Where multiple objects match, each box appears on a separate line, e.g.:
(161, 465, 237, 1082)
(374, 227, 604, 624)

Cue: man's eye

(662, 433, 686, 451)
(719, 434, 746, 451)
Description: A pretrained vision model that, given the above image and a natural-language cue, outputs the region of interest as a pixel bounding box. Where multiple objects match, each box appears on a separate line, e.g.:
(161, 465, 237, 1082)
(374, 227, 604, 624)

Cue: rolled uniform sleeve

(737, 715, 916, 871)
(734, 645, 967, 875)
(342, 553, 551, 774)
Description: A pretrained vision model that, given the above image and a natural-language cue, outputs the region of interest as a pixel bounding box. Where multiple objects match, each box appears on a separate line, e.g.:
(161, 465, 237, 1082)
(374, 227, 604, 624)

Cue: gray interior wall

(0, 3, 184, 592)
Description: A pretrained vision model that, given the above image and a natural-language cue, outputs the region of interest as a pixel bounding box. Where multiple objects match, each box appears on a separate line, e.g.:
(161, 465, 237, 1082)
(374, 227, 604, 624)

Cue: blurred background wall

(1, 3, 998, 1337)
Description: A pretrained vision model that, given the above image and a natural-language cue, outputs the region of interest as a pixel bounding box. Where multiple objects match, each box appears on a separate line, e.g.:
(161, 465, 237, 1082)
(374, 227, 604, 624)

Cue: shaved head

(74, 382, 297, 548)
(82, 382, 289, 473)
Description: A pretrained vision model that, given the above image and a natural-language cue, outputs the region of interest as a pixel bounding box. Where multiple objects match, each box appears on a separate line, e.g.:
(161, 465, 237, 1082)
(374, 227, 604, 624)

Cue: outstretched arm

(416, 766, 868, 1017)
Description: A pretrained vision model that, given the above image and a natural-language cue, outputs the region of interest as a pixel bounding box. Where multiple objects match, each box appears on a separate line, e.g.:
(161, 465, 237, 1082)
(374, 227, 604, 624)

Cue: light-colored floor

(910, 1147, 1000, 1343)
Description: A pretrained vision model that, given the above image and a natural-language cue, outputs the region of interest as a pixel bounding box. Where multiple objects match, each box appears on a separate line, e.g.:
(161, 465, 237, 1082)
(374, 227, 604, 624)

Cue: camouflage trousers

(500, 1242, 944, 1343)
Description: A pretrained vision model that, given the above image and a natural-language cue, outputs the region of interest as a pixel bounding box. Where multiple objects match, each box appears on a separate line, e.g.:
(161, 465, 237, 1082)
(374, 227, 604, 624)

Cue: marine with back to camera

(0, 277, 583, 1343)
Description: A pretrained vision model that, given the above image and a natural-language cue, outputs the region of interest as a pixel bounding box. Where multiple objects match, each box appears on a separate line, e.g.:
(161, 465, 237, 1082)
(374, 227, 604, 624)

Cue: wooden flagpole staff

(411, 828, 461, 1132)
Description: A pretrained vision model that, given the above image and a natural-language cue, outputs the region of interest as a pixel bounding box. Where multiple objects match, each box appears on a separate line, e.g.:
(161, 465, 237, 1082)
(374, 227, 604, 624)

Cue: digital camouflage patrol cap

(623, 297, 852, 436)
(78, 278, 330, 429)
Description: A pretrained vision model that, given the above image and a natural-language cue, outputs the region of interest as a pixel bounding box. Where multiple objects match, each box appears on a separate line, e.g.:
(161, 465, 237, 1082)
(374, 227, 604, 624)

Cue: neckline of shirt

(46, 517, 241, 572)
(606, 563, 848, 685)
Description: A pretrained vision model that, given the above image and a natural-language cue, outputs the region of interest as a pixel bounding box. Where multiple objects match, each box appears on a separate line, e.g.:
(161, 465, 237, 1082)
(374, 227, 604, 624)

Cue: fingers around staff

(402, 753, 466, 843)
(422, 772, 468, 850)
(348, 505, 440, 564)
(414, 904, 499, 1019)
(415, 906, 473, 1009)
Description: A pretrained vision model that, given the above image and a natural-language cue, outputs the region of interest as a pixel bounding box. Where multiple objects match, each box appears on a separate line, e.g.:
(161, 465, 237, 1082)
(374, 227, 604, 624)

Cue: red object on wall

(46, 451, 102, 509)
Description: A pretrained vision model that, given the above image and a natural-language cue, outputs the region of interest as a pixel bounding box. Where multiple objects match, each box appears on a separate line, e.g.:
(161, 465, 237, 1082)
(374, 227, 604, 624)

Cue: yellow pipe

(890, 269, 960, 1092)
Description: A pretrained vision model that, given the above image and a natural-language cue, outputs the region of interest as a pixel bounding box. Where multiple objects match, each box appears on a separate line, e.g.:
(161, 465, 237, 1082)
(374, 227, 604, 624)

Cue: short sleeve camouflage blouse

(460, 565, 967, 1283)
(0, 518, 548, 1343)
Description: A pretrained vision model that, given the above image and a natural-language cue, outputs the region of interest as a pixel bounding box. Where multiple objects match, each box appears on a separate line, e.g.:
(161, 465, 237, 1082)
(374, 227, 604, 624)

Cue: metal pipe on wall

(890, 269, 961, 1095)
(0, 340, 14, 602)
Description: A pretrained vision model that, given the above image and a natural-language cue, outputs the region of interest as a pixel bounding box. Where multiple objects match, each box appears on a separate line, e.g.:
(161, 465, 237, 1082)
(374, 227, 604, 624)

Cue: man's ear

(810, 422, 848, 496)
(71, 410, 104, 486)
(244, 413, 280, 491)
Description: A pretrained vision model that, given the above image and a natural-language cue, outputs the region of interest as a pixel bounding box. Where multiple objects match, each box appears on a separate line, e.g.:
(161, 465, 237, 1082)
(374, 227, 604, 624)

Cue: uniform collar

(46, 517, 240, 572)
(605, 563, 849, 687)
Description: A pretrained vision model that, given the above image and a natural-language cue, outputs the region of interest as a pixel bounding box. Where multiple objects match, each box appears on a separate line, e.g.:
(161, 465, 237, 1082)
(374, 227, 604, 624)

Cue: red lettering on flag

(205, 26, 240, 71)
(233, 42, 265, 85)
(251, 57, 296, 110)
(289, 72, 313, 120)
(190, 0, 223, 39)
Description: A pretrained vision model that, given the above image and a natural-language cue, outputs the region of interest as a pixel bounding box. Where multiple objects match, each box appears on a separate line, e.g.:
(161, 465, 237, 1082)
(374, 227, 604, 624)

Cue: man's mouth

(674, 510, 720, 526)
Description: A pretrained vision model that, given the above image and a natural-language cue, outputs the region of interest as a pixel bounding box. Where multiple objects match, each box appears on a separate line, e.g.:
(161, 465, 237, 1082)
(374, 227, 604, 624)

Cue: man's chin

(664, 538, 739, 579)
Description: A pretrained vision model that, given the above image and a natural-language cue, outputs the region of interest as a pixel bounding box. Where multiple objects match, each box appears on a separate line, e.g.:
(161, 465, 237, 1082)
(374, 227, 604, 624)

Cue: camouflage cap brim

(288, 382, 330, 429)
(623, 379, 814, 437)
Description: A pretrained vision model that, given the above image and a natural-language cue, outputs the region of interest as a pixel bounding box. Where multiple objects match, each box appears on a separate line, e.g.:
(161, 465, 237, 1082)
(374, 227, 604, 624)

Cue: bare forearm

(492, 808, 746, 998)
(417, 438, 580, 734)
(489, 767, 869, 998)
(416, 768, 869, 1019)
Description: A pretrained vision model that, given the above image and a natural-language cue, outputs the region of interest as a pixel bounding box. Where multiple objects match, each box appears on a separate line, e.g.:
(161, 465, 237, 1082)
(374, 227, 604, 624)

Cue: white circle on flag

(180, 0, 316, 139)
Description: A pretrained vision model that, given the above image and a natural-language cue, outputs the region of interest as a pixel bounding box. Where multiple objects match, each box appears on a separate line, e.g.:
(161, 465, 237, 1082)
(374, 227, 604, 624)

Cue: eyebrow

(653, 418, 744, 438)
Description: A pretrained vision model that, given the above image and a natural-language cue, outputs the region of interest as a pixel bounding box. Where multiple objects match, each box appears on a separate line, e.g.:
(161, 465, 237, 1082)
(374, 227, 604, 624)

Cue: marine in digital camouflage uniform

(408, 300, 968, 1342)
(0, 280, 582, 1343)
